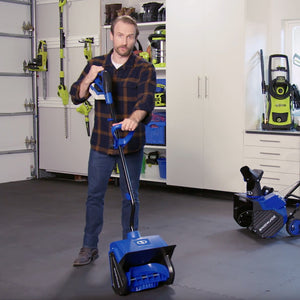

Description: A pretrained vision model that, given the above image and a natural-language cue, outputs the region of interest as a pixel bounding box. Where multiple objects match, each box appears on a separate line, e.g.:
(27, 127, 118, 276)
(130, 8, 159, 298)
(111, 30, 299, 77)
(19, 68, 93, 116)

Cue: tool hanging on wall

(57, 0, 69, 139)
(24, 40, 48, 99)
(78, 37, 94, 61)
(77, 37, 95, 136)
(76, 100, 92, 136)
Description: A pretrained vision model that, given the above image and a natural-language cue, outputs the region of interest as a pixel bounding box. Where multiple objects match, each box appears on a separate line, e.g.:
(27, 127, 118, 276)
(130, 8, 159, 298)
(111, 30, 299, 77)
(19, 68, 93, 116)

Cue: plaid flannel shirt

(70, 51, 156, 155)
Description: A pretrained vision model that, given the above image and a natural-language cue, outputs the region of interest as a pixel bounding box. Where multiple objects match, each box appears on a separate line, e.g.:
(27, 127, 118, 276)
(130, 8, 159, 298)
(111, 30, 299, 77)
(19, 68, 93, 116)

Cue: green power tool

(78, 37, 94, 61)
(57, 0, 69, 138)
(24, 40, 48, 99)
(260, 50, 293, 130)
(76, 100, 92, 136)
(77, 37, 94, 136)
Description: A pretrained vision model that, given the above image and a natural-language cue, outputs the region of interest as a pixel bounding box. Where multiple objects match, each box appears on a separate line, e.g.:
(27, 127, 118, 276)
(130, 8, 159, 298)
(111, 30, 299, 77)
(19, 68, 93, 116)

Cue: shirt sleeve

(133, 62, 156, 124)
(69, 61, 92, 105)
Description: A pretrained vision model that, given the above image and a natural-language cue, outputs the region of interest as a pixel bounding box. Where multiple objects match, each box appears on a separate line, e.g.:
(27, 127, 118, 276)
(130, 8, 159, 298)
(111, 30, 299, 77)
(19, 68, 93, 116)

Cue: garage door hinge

(25, 136, 36, 150)
(24, 99, 35, 112)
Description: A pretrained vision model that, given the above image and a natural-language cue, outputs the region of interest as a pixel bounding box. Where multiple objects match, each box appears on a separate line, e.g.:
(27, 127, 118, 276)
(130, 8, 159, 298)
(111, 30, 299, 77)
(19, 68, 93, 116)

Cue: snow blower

(91, 70, 176, 296)
(260, 49, 293, 130)
(233, 166, 300, 238)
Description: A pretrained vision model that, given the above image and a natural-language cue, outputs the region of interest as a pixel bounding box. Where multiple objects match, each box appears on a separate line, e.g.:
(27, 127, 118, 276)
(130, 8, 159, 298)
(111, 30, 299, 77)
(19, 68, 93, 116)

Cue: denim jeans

(83, 148, 144, 248)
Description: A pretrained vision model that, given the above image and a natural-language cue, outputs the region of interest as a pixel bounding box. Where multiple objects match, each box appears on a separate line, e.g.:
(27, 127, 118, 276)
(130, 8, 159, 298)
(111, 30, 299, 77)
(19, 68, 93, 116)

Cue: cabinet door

(166, 0, 205, 188)
(202, 0, 245, 192)
(167, 0, 245, 192)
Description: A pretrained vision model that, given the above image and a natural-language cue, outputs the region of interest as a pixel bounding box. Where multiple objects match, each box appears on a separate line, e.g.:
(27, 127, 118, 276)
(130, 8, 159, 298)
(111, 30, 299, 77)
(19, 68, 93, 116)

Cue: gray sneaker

(73, 247, 99, 267)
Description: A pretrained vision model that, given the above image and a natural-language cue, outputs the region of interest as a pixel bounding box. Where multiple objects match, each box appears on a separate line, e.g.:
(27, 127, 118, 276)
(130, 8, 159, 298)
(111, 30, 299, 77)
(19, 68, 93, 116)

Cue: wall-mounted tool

(57, 0, 69, 139)
(78, 37, 94, 61)
(24, 40, 48, 99)
(77, 37, 94, 136)
(76, 100, 92, 136)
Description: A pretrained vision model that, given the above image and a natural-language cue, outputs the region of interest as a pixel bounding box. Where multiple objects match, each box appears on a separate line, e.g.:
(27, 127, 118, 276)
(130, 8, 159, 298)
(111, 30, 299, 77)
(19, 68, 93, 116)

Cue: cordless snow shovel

(94, 70, 176, 296)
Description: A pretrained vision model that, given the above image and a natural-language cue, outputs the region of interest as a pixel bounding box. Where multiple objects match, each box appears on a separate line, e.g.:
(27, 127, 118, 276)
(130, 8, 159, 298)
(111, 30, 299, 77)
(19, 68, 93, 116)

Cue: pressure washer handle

(111, 124, 134, 149)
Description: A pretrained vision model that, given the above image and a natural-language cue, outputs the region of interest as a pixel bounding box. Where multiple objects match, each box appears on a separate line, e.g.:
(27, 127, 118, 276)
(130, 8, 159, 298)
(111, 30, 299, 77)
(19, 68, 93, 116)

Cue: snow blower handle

(111, 124, 134, 149)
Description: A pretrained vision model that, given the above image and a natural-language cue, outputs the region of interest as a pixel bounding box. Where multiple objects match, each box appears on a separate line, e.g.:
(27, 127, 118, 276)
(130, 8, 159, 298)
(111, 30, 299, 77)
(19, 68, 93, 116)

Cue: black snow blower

(234, 166, 300, 238)
(90, 71, 176, 296)
(260, 50, 293, 130)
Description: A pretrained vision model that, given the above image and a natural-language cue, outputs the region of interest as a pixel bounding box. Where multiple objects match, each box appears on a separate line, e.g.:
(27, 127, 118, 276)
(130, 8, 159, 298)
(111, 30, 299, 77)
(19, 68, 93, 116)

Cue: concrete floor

(1, 178, 300, 300)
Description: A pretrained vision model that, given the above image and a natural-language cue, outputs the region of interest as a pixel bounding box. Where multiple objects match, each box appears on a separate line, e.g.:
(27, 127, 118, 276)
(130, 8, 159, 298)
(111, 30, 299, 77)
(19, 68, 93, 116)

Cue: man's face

(110, 21, 136, 57)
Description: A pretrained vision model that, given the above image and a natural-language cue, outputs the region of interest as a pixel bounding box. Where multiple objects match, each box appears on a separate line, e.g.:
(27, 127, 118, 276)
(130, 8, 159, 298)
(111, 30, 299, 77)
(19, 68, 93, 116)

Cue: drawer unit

(243, 158, 299, 174)
(244, 146, 300, 162)
(243, 132, 300, 196)
(244, 133, 300, 149)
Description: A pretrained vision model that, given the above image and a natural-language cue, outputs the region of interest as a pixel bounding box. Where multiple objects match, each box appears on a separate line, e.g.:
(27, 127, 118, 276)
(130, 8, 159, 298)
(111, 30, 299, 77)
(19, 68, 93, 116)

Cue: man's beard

(115, 45, 133, 57)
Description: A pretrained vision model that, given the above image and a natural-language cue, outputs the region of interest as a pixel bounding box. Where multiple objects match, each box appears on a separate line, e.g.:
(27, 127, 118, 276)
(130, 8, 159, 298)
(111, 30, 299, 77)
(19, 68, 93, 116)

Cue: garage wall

(36, 0, 100, 175)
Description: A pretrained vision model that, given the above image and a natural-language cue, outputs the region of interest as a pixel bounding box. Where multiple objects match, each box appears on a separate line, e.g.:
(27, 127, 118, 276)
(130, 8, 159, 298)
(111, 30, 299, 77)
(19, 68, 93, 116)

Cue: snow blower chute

(233, 166, 300, 238)
(260, 49, 293, 130)
(91, 70, 176, 296)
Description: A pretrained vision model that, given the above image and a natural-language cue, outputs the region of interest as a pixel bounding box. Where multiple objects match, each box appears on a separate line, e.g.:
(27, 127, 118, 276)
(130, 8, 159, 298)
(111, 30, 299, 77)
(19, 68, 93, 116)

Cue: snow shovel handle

(111, 124, 134, 149)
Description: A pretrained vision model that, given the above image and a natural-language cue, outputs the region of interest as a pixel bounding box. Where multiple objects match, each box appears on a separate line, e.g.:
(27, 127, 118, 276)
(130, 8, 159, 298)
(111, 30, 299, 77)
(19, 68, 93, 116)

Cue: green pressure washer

(260, 49, 293, 130)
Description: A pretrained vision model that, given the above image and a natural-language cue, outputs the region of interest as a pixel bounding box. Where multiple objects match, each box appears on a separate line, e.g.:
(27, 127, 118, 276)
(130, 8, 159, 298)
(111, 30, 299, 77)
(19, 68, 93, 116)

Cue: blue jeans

(83, 148, 144, 248)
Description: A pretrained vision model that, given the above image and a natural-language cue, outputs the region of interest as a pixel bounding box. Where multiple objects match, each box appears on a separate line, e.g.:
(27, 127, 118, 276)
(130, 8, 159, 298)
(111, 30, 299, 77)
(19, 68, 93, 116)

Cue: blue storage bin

(145, 121, 166, 145)
(157, 157, 166, 179)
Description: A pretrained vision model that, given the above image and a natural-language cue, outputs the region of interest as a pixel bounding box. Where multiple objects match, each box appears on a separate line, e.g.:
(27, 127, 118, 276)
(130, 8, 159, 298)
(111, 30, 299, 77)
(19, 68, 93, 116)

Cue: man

(70, 15, 156, 266)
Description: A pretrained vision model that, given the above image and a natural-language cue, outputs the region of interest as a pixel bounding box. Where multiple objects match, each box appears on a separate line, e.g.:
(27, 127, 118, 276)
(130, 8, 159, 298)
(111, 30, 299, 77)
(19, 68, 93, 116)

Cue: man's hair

(110, 15, 139, 38)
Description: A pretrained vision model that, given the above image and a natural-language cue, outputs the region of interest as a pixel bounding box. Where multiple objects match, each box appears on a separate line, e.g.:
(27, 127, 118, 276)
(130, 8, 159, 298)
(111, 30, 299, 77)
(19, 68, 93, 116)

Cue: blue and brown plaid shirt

(70, 51, 156, 155)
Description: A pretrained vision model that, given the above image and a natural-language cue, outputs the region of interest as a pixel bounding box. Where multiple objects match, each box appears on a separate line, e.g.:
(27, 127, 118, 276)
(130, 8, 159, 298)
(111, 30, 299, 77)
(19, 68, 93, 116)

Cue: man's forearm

(129, 110, 147, 123)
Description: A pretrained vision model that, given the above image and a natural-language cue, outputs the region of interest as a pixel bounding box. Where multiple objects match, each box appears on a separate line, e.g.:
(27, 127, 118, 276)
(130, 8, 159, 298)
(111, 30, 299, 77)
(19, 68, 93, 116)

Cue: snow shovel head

(109, 231, 176, 295)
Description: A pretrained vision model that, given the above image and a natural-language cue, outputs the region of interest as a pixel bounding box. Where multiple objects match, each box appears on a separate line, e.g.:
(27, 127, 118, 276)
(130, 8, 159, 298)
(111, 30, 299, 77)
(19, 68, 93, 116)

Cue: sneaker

(73, 247, 99, 267)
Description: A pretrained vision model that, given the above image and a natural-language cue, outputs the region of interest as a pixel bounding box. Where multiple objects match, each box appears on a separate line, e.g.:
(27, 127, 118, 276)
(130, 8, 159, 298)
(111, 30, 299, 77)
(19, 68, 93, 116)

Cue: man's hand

(113, 110, 147, 131)
(79, 65, 104, 98)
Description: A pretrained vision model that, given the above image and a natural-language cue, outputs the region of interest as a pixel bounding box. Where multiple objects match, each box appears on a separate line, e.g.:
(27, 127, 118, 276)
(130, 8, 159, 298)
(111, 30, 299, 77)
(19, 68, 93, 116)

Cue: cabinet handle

(259, 139, 280, 144)
(263, 177, 280, 181)
(205, 76, 208, 98)
(259, 164, 280, 168)
(259, 152, 280, 156)
(198, 76, 201, 98)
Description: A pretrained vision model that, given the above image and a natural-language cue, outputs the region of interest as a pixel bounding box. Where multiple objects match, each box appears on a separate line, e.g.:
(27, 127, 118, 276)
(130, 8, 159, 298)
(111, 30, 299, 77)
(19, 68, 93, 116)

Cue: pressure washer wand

(57, 0, 69, 138)
(260, 49, 268, 124)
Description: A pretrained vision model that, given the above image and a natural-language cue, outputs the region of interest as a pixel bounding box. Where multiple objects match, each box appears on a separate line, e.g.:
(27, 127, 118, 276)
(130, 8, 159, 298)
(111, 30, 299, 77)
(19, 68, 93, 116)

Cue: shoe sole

(73, 253, 99, 267)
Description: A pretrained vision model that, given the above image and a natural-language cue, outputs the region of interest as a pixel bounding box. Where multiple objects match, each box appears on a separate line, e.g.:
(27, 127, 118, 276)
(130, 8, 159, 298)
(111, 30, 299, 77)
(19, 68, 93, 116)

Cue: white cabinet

(244, 132, 300, 195)
(166, 0, 246, 192)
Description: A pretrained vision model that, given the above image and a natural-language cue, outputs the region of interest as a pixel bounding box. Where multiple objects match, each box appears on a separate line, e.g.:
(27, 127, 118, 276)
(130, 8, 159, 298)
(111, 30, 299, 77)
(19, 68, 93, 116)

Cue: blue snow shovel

(94, 70, 176, 296)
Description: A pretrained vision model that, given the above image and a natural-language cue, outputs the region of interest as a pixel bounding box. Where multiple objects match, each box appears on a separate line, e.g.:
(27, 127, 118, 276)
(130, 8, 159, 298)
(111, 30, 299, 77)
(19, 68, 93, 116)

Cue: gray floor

(1, 178, 300, 300)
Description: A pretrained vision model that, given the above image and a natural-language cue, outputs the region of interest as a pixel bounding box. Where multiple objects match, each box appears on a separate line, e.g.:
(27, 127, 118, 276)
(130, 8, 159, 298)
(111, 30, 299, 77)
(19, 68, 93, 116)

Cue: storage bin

(145, 121, 166, 145)
(157, 157, 166, 179)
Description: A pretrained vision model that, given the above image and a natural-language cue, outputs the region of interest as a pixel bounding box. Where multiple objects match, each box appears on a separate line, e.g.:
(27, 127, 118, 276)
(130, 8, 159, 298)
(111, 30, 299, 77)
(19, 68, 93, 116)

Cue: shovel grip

(111, 124, 134, 149)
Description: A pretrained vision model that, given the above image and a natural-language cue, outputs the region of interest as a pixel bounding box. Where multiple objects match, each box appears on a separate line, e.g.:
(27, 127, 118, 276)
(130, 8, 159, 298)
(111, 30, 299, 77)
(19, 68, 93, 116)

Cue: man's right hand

(79, 65, 104, 98)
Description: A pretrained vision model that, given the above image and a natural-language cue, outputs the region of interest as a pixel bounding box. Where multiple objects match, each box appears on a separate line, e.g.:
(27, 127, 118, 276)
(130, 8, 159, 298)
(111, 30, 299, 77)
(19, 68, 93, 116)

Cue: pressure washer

(233, 166, 300, 238)
(260, 49, 293, 130)
(91, 71, 176, 295)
